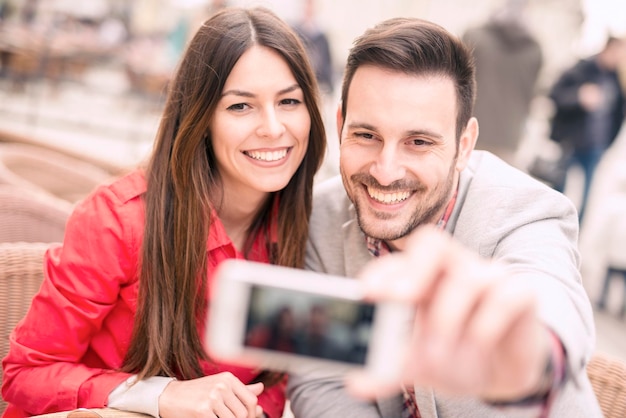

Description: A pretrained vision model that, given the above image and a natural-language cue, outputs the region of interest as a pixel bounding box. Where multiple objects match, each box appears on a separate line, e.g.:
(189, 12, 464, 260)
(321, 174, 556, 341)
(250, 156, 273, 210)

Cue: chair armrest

(31, 408, 152, 418)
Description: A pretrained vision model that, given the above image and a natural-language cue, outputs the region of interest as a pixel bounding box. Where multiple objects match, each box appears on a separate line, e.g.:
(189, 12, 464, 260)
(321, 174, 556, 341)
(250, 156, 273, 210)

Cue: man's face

(338, 65, 476, 250)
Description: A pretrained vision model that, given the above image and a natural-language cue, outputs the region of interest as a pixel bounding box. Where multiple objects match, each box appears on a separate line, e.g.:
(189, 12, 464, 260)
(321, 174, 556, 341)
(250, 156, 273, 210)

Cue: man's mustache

(350, 173, 426, 193)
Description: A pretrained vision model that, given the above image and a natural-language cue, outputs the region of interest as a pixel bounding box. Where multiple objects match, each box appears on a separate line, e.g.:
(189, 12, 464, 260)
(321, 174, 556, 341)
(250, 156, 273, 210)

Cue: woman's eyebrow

(222, 83, 301, 98)
(278, 84, 302, 95)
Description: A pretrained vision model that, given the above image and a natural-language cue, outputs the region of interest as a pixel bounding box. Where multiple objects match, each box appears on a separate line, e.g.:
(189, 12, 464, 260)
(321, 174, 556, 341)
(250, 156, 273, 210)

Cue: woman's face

(210, 45, 311, 203)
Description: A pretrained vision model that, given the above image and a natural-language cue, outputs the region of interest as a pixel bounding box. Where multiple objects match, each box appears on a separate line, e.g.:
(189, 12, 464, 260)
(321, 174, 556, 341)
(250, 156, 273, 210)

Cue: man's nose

(369, 144, 406, 186)
(257, 108, 286, 139)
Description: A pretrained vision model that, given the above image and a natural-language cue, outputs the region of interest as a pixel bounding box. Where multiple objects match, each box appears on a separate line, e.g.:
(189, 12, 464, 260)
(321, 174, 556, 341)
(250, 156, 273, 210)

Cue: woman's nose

(257, 109, 286, 139)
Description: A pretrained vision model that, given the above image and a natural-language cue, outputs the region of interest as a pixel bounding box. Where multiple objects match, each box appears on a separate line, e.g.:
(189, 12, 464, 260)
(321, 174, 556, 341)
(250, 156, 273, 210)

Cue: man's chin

(359, 221, 409, 242)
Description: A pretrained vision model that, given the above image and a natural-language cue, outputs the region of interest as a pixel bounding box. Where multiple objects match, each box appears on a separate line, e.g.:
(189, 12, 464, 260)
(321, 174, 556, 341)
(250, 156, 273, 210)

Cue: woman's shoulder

(97, 169, 147, 204)
(69, 169, 147, 229)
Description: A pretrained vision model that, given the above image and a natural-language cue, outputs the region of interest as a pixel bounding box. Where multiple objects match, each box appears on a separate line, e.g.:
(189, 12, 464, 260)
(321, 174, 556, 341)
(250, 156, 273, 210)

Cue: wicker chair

(0, 143, 112, 204)
(594, 194, 626, 317)
(587, 352, 626, 418)
(0, 241, 51, 415)
(0, 242, 149, 417)
(0, 128, 132, 177)
(0, 184, 73, 243)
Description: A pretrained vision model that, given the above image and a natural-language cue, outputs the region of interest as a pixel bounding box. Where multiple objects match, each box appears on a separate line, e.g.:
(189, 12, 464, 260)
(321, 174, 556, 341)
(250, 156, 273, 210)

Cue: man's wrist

(489, 329, 566, 408)
(494, 347, 554, 406)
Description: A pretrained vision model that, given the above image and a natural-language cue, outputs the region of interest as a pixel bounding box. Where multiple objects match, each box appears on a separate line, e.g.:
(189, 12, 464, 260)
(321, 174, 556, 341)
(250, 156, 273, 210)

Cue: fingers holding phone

(349, 226, 550, 402)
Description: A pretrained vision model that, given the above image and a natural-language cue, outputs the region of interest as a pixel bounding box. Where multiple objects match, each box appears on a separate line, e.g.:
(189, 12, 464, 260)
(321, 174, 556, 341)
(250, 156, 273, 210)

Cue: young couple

(2, 6, 600, 418)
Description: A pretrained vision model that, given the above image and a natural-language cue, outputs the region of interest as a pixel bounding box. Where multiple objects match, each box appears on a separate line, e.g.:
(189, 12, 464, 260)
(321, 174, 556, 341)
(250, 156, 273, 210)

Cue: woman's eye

(280, 98, 301, 106)
(227, 103, 249, 111)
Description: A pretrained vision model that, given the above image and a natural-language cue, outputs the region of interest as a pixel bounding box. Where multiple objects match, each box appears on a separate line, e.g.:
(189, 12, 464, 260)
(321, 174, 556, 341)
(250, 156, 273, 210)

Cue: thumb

(246, 382, 265, 396)
(345, 369, 401, 399)
(255, 405, 265, 418)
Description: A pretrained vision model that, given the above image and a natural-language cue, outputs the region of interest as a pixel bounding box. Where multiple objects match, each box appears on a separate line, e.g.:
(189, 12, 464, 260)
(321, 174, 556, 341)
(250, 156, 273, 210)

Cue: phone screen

(244, 284, 376, 365)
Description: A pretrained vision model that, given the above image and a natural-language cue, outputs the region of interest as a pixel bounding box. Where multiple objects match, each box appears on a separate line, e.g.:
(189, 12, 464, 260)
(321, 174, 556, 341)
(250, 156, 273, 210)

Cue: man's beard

(343, 161, 457, 241)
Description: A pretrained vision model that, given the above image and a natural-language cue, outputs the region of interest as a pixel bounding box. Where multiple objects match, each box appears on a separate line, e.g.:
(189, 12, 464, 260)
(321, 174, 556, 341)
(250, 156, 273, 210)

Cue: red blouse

(1, 170, 285, 418)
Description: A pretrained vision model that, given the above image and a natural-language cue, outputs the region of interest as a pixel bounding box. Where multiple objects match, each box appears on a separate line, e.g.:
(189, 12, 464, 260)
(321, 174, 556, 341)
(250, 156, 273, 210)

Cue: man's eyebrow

(347, 122, 444, 140)
(221, 83, 302, 98)
(346, 122, 377, 131)
(404, 129, 444, 140)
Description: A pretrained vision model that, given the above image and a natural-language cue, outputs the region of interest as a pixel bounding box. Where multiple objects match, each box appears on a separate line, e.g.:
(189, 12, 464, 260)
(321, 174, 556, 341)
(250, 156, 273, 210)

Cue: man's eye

(355, 132, 374, 139)
(411, 139, 430, 146)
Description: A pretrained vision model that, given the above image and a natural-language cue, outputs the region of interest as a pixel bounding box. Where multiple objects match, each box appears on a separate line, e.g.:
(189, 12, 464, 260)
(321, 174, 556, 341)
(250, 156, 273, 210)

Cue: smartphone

(205, 259, 414, 379)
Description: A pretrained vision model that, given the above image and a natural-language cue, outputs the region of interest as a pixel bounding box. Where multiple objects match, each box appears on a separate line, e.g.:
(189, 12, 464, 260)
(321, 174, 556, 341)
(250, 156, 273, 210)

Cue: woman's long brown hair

(122, 7, 326, 384)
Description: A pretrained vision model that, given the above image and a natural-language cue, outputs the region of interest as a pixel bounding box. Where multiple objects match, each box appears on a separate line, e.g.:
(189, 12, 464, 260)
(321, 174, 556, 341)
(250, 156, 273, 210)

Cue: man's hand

(159, 372, 265, 418)
(579, 82, 604, 112)
(346, 226, 552, 403)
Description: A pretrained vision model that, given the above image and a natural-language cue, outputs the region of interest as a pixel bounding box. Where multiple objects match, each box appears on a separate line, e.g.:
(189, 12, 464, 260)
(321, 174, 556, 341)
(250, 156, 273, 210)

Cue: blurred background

(0, 0, 624, 362)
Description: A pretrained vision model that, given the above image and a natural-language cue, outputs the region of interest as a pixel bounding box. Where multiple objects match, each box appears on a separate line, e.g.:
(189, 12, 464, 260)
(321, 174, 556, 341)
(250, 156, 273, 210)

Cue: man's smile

(366, 187, 412, 204)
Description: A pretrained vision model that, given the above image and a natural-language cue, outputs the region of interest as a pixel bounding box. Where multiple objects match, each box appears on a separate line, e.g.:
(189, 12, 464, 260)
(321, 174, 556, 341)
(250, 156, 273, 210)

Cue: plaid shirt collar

(366, 189, 457, 257)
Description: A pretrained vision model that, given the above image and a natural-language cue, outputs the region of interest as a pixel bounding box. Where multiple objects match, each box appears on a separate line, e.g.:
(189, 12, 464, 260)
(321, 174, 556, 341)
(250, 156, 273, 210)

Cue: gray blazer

(287, 151, 601, 417)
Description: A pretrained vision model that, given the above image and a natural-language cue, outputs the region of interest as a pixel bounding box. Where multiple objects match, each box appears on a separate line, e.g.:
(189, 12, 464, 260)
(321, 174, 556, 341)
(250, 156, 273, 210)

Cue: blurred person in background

(288, 16, 600, 418)
(18, 0, 37, 25)
(462, 0, 543, 166)
(0, 0, 16, 22)
(246, 306, 299, 353)
(292, 0, 334, 96)
(292, 0, 340, 182)
(1, 6, 326, 418)
(168, 0, 230, 62)
(548, 35, 626, 223)
(295, 304, 350, 362)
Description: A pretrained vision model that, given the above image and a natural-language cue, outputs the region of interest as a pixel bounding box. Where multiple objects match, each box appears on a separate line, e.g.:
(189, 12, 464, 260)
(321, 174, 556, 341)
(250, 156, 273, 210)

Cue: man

(548, 36, 626, 223)
(287, 17, 601, 417)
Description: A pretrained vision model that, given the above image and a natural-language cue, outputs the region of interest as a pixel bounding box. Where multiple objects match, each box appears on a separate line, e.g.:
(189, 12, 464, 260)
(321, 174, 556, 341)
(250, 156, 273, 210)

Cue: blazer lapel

(376, 394, 403, 418)
(375, 388, 437, 418)
(341, 205, 372, 278)
(341, 204, 439, 417)
(413, 386, 438, 418)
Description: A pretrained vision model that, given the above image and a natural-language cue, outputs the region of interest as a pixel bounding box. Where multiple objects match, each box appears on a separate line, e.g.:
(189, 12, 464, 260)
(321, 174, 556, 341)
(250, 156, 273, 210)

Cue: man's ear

(456, 117, 478, 171)
(336, 102, 343, 144)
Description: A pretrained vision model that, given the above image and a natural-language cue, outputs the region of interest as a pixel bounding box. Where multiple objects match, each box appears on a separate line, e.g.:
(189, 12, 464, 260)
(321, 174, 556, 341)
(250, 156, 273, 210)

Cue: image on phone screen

(243, 284, 375, 365)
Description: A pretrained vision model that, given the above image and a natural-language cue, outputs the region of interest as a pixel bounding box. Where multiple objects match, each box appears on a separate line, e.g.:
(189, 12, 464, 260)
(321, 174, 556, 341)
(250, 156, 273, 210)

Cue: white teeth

(367, 187, 411, 204)
(246, 149, 288, 162)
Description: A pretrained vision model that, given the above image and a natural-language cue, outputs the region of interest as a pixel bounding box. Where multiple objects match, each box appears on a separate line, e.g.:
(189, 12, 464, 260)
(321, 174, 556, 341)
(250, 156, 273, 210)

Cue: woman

(1, 7, 326, 418)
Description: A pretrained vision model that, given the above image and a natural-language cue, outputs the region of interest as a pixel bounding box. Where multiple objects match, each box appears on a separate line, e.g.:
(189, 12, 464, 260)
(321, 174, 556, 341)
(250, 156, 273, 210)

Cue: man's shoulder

(467, 151, 556, 193)
(456, 152, 578, 255)
(462, 151, 576, 225)
(463, 151, 575, 221)
(312, 175, 351, 216)
(307, 175, 365, 276)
